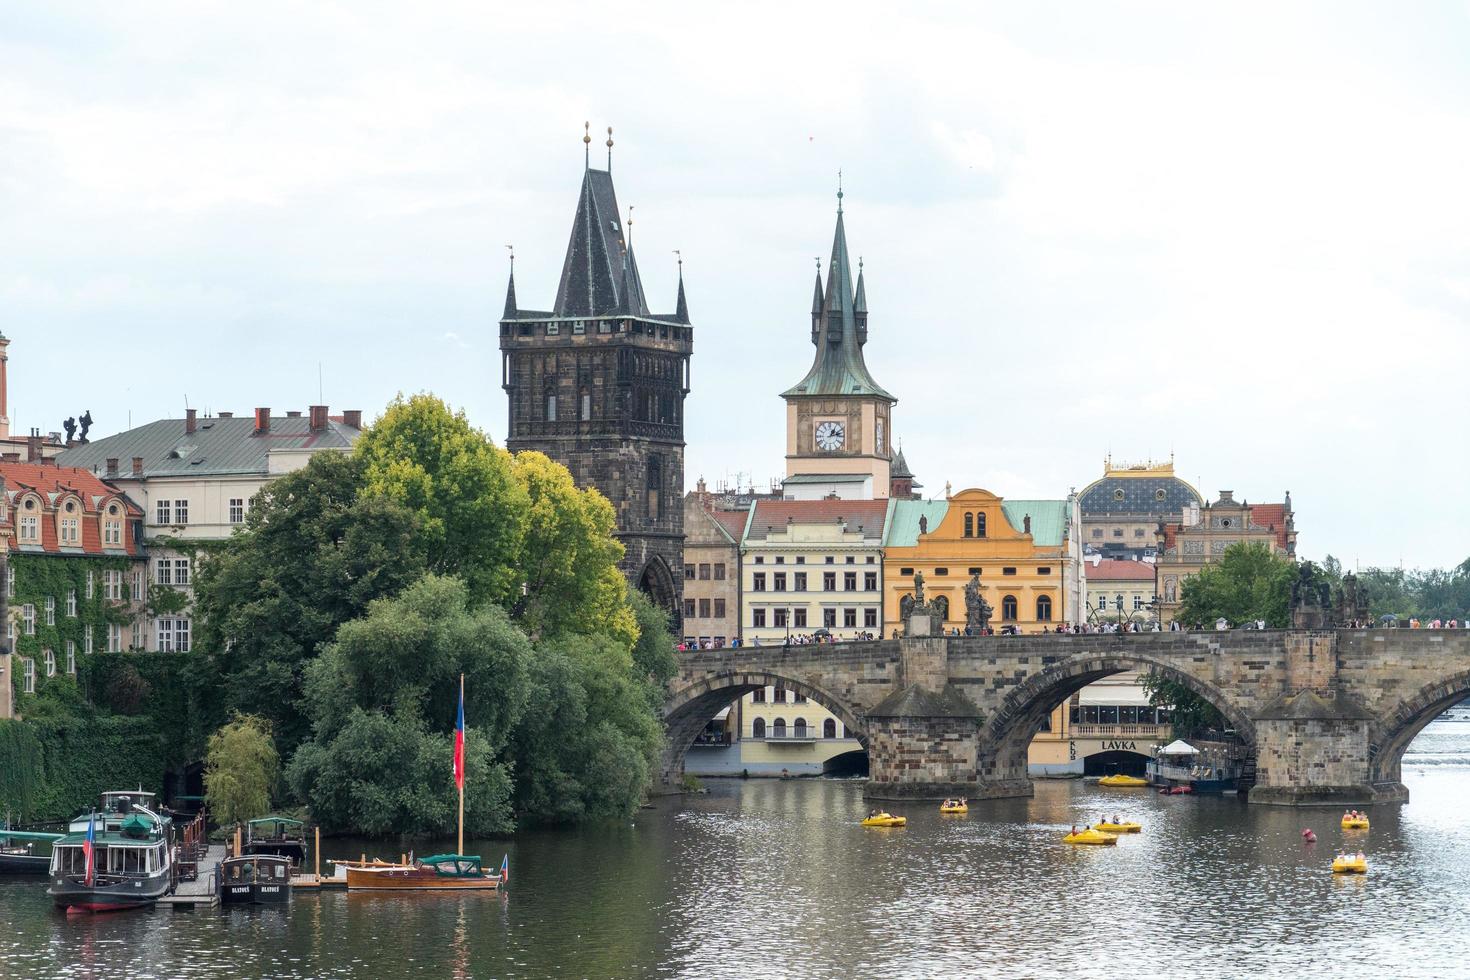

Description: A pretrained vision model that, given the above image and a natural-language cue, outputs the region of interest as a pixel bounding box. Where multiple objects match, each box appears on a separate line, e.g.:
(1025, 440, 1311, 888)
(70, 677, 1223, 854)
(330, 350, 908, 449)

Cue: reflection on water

(3, 722, 1470, 979)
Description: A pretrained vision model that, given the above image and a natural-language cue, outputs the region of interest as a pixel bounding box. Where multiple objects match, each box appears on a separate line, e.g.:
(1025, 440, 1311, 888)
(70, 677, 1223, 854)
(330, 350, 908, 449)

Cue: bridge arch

(1368, 666, 1470, 784)
(661, 671, 869, 785)
(976, 651, 1257, 785)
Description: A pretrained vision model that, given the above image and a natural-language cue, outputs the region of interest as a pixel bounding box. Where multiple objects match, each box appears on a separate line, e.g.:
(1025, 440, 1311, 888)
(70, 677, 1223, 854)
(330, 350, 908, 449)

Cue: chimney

(132, 456, 144, 477)
(185, 408, 197, 435)
(309, 405, 328, 431)
(105, 458, 119, 477)
(254, 408, 270, 434)
(218, 411, 233, 418)
(26, 428, 41, 461)
(1, 452, 17, 463)
(342, 409, 362, 429)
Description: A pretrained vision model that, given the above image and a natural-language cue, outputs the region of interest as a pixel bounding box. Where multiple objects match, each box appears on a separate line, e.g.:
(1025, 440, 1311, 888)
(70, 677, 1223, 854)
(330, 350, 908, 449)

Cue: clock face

(815, 420, 845, 451)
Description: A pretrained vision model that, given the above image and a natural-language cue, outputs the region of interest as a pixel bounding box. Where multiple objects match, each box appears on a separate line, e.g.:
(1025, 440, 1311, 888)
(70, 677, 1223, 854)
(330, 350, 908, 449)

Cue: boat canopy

(248, 817, 305, 832)
(0, 830, 65, 843)
(418, 854, 484, 877)
(1160, 739, 1199, 755)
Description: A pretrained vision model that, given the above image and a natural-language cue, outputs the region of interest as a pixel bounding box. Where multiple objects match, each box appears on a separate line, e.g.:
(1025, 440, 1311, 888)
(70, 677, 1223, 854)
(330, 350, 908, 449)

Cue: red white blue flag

(453, 684, 466, 791)
(84, 812, 95, 886)
(500, 853, 509, 883)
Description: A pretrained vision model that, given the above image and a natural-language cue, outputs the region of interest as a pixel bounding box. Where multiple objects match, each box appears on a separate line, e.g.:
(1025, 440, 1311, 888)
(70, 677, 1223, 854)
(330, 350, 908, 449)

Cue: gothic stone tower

(500, 137, 691, 621)
(782, 189, 897, 499)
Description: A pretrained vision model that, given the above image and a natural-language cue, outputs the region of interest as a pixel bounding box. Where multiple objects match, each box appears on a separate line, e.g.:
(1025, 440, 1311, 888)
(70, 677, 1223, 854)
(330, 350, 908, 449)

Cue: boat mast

(458, 672, 465, 858)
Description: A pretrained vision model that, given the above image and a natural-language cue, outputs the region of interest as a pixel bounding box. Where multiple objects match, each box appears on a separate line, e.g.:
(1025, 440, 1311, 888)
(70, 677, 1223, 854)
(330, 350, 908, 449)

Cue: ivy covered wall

(0, 714, 168, 822)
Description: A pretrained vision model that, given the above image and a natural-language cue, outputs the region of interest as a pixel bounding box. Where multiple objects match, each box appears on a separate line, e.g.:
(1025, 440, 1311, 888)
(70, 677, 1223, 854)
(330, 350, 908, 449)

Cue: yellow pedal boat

(1332, 855, 1368, 874)
(1098, 775, 1149, 788)
(1094, 821, 1142, 834)
(862, 813, 907, 828)
(1341, 817, 1370, 830)
(1063, 827, 1118, 846)
(939, 804, 969, 815)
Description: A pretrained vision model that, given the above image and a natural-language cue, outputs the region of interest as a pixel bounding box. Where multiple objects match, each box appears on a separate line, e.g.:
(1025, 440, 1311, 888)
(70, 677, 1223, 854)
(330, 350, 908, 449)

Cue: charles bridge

(662, 629, 1470, 805)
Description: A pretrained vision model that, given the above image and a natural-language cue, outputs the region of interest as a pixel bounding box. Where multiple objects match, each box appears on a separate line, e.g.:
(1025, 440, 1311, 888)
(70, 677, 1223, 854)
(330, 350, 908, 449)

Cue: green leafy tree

(1141, 674, 1224, 739)
(628, 589, 678, 690)
(288, 576, 530, 835)
(355, 395, 529, 607)
(204, 713, 279, 826)
(513, 450, 636, 647)
(193, 451, 427, 751)
(1176, 542, 1296, 628)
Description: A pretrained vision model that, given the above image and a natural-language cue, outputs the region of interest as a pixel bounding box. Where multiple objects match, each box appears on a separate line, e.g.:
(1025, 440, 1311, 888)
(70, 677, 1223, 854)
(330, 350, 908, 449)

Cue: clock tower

(781, 189, 897, 500)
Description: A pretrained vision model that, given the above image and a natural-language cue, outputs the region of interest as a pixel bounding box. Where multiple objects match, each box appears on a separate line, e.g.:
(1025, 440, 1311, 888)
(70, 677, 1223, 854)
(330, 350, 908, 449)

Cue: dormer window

(18, 497, 39, 543)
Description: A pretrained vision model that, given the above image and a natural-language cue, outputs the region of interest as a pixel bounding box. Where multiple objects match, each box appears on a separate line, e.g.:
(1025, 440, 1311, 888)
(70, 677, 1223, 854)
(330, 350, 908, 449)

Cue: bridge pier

(862, 688, 986, 802)
(1248, 688, 1393, 805)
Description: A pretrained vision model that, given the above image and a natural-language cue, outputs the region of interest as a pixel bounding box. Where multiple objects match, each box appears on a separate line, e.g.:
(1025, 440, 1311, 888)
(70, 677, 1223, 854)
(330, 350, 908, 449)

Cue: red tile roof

(747, 499, 888, 540)
(1, 461, 145, 557)
(709, 509, 749, 542)
(1249, 504, 1291, 549)
(1086, 559, 1156, 581)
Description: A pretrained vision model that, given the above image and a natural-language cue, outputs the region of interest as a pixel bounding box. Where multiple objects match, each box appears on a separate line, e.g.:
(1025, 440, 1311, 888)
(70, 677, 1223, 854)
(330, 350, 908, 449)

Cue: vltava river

(5, 720, 1470, 979)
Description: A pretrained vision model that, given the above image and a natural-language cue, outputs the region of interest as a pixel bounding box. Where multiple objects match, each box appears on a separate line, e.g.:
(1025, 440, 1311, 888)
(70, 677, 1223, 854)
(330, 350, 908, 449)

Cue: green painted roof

(1001, 500, 1070, 547)
(882, 499, 950, 547)
(882, 498, 1071, 547)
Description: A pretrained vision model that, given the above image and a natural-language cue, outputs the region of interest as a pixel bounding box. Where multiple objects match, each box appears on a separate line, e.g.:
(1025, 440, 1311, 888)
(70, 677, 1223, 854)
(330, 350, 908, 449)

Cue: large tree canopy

(1176, 542, 1297, 628)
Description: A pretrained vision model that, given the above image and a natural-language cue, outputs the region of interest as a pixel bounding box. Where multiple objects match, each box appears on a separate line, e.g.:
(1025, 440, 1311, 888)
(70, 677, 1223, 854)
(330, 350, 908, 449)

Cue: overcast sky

(3, 3, 1468, 569)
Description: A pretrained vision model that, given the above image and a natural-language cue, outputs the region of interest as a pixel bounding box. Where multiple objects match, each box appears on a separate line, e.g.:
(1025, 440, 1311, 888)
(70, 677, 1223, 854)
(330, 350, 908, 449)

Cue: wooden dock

(159, 844, 226, 909)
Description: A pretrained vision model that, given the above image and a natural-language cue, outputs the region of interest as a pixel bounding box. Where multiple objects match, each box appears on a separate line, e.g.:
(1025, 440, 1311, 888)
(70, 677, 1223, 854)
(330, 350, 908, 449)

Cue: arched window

(772, 718, 787, 739)
(1036, 595, 1053, 622)
(752, 718, 766, 739)
(823, 718, 837, 739)
(963, 512, 973, 538)
(793, 718, 808, 739)
(976, 513, 987, 538)
(1002, 594, 1018, 621)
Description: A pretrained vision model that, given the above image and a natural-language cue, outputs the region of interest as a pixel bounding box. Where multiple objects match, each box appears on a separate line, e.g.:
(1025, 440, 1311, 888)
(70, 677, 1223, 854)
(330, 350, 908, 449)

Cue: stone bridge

(663, 630, 1470, 805)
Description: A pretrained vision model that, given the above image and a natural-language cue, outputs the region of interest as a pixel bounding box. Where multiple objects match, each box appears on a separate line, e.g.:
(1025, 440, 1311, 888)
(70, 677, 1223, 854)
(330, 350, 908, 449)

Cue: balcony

(759, 734, 817, 745)
(1068, 724, 1173, 738)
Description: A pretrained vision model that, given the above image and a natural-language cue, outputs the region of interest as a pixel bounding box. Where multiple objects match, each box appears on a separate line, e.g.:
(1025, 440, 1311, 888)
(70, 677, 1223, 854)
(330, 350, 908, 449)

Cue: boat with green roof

(47, 790, 174, 912)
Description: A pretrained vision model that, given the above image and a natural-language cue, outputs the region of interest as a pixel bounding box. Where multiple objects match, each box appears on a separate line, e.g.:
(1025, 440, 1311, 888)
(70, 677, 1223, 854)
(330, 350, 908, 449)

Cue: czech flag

(500, 854, 509, 883)
(83, 812, 96, 886)
(453, 683, 466, 792)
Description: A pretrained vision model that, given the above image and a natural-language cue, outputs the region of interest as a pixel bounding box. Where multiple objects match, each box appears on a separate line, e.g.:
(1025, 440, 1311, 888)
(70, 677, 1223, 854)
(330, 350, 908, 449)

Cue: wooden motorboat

(346, 854, 505, 891)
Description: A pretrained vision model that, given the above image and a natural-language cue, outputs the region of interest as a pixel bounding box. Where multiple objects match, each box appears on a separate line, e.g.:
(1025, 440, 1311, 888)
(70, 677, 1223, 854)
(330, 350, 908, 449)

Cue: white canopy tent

(1159, 739, 1198, 756)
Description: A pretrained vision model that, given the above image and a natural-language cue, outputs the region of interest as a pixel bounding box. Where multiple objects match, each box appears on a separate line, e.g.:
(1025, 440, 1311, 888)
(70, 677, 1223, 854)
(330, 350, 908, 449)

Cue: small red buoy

(1303, 829, 1317, 843)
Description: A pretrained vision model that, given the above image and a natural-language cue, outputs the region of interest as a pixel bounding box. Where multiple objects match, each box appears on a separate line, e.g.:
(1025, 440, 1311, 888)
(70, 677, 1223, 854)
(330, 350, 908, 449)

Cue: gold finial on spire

(606, 126, 614, 171)
(584, 121, 591, 167)
(626, 205, 634, 246)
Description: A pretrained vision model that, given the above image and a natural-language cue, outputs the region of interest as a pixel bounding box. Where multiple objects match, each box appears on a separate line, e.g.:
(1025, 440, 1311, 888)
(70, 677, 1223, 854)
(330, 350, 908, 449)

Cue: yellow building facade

(880, 490, 1084, 633)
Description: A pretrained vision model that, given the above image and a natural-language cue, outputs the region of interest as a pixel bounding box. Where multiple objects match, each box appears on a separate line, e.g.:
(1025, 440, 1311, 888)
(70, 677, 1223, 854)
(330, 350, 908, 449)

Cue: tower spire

(674, 250, 689, 324)
(606, 126, 614, 172)
(502, 245, 517, 319)
(583, 121, 591, 169)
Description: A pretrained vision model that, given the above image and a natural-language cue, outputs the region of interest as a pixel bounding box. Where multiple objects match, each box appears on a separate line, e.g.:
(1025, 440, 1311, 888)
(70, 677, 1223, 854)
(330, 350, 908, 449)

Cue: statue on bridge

(1290, 561, 1332, 629)
(1334, 572, 1372, 627)
(912, 570, 925, 607)
(965, 573, 992, 634)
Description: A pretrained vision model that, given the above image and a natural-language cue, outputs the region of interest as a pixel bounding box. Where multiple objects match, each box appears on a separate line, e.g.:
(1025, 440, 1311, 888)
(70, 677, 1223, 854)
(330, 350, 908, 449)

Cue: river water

(5, 720, 1470, 979)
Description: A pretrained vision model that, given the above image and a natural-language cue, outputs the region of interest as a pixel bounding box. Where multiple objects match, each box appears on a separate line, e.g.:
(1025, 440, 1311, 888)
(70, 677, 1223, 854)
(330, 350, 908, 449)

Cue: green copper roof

(782, 198, 895, 402)
(882, 499, 950, 547)
(882, 498, 1071, 547)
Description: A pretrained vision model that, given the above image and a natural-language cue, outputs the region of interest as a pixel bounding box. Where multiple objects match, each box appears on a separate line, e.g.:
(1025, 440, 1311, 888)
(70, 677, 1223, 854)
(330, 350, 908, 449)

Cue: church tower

(781, 188, 896, 500)
(500, 127, 692, 620)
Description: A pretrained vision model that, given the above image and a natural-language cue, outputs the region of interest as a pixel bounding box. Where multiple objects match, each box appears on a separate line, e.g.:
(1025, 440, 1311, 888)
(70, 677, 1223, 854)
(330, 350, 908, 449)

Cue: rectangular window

(844, 572, 856, 590)
(107, 624, 122, 653)
(825, 556, 835, 564)
(823, 572, 836, 591)
(714, 564, 726, 581)
(751, 687, 765, 703)
(846, 556, 856, 565)
(843, 608, 857, 628)
(546, 395, 557, 421)
(698, 598, 711, 618)
(1002, 567, 1017, 576)
(45, 596, 55, 626)
(684, 599, 696, 619)
(44, 649, 55, 677)
(176, 619, 190, 652)
(157, 619, 173, 653)
(6, 565, 13, 597)
(864, 572, 877, 590)
(753, 609, 766, 628)
(698, 564, 711, 581)
(793, 572, 807, 592)
(61, 518, 79, 544)
(1134, 596, 1145, 611)
(156, 559, 172, 586)
(229, 498, 246, 524)
(1037, 567, 1052, 576)
(86, 571, 94, 599)
(22, 604, 34, 635)
(133, 570, 143, 601)
(773, 608, 789, 628)
(66, 590, 77, 617)
(713, 598, 725, 618)
(900, 567, 914, 576)
(156, 500, 171, 524)
(22, 658, 33, 694)
(752, 573, 766, 592)
(864, 607, 878, 628)
(66, 640, 76, 674)
(773, 573, 786, 591)
(174, 559, 190, 586)
(19, 515, 38, 541)
(685, 564, 696, 580)
(176, 500, 188, 523)
(84, 625, 93, 654)
(794, 608, 807, 628)
(132, 619, 143, 650)
(823, 608, 837, 628)
(106, 570, 120, 600)
(104, 520, 121, 545)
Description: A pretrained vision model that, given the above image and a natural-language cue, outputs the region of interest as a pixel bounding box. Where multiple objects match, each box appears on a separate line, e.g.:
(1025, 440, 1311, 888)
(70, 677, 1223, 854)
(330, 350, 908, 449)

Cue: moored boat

(346, 854, 505, 891)
(0, 830, 62, 874)
(47, 791, 174, 912)
(243, 816, 309, 867)
(1098, 774, 1149, 788)
(221, 854, 293, 905)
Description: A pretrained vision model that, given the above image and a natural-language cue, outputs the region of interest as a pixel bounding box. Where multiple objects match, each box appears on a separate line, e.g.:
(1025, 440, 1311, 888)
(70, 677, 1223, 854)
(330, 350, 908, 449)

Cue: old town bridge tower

(499, 130, 691, 620)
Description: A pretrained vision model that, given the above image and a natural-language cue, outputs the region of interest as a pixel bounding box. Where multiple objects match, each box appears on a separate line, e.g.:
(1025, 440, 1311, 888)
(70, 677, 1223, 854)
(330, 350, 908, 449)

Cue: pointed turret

(853, 260, 868, 344)
(675, 265, 690, 324)
(502, 268, 518, 319)
(782, 191, 894, 401)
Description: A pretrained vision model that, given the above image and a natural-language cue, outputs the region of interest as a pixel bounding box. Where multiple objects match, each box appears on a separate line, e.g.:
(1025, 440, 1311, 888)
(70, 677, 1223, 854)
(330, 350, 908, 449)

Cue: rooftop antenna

(606, 126, 614, 172)
(506, 243, 514, 270)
